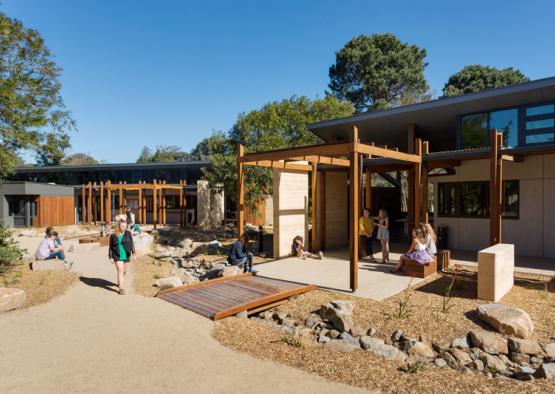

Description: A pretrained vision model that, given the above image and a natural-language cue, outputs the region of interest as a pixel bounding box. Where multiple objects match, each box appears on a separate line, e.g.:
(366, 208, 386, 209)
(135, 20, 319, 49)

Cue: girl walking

(109, 218, 136, 295)
(376, 209, 390, 263)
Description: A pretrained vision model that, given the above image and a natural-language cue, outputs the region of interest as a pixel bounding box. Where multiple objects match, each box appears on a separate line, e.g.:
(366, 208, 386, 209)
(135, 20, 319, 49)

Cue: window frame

(437, 180, 519, 220)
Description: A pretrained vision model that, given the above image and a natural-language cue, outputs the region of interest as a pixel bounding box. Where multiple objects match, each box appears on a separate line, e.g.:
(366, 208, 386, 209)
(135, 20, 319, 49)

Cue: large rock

(543, 343, 555, 358)
(469, 330, 508, 355)
(449, 347, 473, 366)
(319, 300, 355, 332)
(508, 338, 541, 355)
(407, 341, 435, 360)
(133, 234, 152, 253)
(221, 266, 243, 277)
(173, 268, 199, 285)
(534, 363, 555, 379)
(480, 353, 507, 372)
(324, 339, 360, 352)
(476, 304, 534, 339)
(155, 276, 183, 290)
(31, 260, 67, 272)
(359, 336, 407, 361)
(0, 288, 26, 313)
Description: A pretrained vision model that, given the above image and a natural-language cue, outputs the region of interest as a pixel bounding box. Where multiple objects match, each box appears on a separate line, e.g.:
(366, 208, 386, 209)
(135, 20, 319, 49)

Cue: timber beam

(239, 142, 351, 163)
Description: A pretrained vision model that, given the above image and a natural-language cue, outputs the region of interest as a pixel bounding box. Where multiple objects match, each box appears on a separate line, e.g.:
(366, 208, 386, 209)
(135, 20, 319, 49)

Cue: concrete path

(0, 237, 369, 394)
(255, 249, 421, 300)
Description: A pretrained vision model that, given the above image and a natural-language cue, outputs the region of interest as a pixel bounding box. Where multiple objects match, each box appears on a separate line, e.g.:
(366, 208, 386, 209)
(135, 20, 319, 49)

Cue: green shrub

(0, 227, 24, 273)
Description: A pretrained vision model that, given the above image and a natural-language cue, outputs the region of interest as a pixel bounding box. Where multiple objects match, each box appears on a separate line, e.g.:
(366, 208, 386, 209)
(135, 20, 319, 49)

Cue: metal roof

(309, 76, 555, 152)
(15, 160, 211, 173)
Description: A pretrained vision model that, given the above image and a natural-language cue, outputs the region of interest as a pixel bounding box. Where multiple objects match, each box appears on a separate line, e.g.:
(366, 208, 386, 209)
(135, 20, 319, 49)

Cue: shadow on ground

(80, 276, 118, 293)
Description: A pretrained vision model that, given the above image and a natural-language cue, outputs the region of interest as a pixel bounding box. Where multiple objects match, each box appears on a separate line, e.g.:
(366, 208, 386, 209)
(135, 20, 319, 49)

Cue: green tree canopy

(62, 152, 98, 166)
(329, 33, 429, 112)
(136, 145, 192, 163)
(443, 65, 529, 97)
(0, 13, 74, 177)
(197, 96, 354, 206)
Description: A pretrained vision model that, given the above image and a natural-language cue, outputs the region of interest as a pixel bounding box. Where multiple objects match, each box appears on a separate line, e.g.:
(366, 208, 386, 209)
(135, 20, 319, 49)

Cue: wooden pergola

(80, 180, 188, 228)
(236, 126, 425, 292)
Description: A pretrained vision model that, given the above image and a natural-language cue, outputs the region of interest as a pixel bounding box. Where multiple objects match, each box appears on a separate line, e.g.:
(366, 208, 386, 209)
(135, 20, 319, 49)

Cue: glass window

(503, 180, 519, 218)
(490, 109, 518, 148)
(526, 119, 555, 130)
(525, 133, 554, 144)
(526, 104, 555, 116)
(460, 182, 488, 217)
(438, 183, 456, 216)
(461, 113, 488, 148)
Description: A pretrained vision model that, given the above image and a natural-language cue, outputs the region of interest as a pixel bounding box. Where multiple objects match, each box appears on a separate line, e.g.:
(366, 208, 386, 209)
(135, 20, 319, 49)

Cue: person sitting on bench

(391, 227, 432, 273)
(228, 233, 255, 273)
(36, 230, 73, 270)
(421, 222, 437, 256)
(291, 235, 323, 260)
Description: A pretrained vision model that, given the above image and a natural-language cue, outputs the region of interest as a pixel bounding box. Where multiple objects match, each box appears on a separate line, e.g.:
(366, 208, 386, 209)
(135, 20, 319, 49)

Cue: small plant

(387, 278, 413, 320)
(272, 334, 302, 348)
(399, 360, 426, 374)
(441, 264, 461, 313)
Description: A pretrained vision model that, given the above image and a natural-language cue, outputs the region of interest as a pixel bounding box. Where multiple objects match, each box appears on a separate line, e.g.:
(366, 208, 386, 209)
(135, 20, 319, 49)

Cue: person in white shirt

(35, 231, 72, 269)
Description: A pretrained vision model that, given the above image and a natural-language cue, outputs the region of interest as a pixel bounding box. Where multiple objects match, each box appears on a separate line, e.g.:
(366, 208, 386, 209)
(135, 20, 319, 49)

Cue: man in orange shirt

(359, 208, 375, 260)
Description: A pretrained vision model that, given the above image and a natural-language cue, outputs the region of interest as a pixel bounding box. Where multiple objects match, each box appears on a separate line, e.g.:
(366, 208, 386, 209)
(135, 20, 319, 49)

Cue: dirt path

(0, 238, 369, 393)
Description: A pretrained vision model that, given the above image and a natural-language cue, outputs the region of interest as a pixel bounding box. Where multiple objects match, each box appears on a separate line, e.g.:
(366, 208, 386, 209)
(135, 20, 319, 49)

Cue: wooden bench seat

(402, 250, 451, 278)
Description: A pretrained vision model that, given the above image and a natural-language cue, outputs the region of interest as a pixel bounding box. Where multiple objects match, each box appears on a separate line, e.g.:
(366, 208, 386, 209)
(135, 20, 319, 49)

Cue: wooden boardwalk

(157, 273, 316, 320)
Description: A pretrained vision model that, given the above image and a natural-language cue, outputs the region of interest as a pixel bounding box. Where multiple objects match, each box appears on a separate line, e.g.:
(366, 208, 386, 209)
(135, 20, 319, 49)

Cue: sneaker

(248, 268, 258, 274)
(319, 251, 324, 260)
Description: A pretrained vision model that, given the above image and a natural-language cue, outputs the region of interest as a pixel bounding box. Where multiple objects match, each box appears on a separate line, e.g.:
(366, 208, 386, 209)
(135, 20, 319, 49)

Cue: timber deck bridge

(157, 273, 316, 320)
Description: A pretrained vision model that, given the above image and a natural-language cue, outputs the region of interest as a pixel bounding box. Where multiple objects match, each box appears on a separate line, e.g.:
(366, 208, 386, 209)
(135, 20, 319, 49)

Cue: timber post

(421, 141, 429, 223)
(100, 181, 104, 224)
(118, 182, 123, 215)
(237, 144, 245, 237)
(87, 182, 92, 225)
(81, 184, 86, 223)
(349, 125, 360, 292)
(93, 182, 97, 225)
(311, 162, 317, 251)
(153, 179, 158, 229)
(489, 129, 503, 245)
(106, 180, 112, 223)
(413, 138, 422, 228)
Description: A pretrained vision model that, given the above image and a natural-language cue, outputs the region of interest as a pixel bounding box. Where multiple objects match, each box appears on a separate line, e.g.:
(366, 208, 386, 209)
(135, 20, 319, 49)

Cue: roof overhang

(309, 77, 555, 152)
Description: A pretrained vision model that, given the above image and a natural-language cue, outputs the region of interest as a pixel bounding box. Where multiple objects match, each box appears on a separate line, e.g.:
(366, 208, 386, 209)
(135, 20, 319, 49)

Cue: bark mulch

(213, 269, 555, 393)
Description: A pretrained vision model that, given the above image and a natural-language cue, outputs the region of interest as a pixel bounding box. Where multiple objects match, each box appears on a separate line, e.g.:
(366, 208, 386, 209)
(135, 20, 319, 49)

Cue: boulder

(31, 260, 67, 272)
(481, 353, 507, 373)
(391, 330, 403, 342)
(325, 339, 360, 352)
(367, 328, 377, 336)
(510, 352, 530, 364)
(451, 336, 470, 349)
(434, 358, 447, 368)
(469, 330, 509, 355)
(326, 329, 340, 339)
(155, 276, 183, 290)
(407, 341, 435, 360)
(472, 359, 485, 371)
(449, 348, 473, 366)
(476, 304, 534, 339)
(349, 326, 366, 337)
(359, 336, 407, 361)
(172, 268, 199, 285)
(235, 310, 248, 319)
(534, 363, 555, 379)
(508, 338, 541, 355)
(543, 343, 555, 358)
(221, 266, 243, 277)
(0, 288, 26, 313)
(318, 300, 355, 332)
(304, 314, 320, 329)
(318, 335, 331, 344)
(513, 365, 535, 381)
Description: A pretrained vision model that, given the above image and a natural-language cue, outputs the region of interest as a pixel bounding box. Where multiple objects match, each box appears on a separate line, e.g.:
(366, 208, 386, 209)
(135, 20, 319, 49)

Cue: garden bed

(213, 269, 555, 393)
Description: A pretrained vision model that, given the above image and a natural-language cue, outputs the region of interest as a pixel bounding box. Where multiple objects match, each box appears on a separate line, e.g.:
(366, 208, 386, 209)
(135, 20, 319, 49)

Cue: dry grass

(1, 263, 79, 308)
(213, 269, 555, 393)
(132, 255, 175, 297)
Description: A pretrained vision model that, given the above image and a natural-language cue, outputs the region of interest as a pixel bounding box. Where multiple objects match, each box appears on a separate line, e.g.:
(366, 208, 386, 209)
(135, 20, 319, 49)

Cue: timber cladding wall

(324, 171, 348, 248)
(36, 195, 75, 227)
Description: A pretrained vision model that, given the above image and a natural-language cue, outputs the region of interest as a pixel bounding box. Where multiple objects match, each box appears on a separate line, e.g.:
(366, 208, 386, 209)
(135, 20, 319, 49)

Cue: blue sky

(4, 0, 555, 163)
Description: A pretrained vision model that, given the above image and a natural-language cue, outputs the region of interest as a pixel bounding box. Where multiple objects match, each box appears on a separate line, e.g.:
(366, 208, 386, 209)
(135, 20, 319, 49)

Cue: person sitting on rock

(36, 230, 73, 270)
(291, 235, 323, 260)
(45, 226, 62, 247)
(228, 233, 255, 273)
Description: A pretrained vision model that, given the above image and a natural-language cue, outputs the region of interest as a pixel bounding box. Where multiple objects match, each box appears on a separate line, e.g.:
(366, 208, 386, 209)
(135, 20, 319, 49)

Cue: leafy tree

(0, 227, 23, 273)
(198, 96, 354, 207)
(0, 13, 74, 178)
(62, 152, 98, 165)
(329, 33, 429, 112)
(136, 145, 192, 163)
(443, 65, 529, 97)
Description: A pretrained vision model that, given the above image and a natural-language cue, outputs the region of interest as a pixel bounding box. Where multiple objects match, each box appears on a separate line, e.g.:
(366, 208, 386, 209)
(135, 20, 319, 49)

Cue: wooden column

(349, 126, 360, 292)
(179, 180, 184, 227)
(489, 130, 503, 245)
(311, 162, 318, 252)
(92, 182, 97, 225)
(237, 144, 245, 237)
(365, 169, 371, 210)
(106, 181, 112, 223)
(407, 124, 416, 234)
(320, 171, 326, 251)
(123, 189, 127, 211)
(421, 141, 429, 223)
(87, 182, 92, 224)
(118, 182, 123, 215)
(138, 185, 143, 224)
(153, 179, 158, 228)
(413, 138, 422, 228)
(163, 181, 167, 225)
(100, 182, 104, 223)
(81, 184, 86, 223)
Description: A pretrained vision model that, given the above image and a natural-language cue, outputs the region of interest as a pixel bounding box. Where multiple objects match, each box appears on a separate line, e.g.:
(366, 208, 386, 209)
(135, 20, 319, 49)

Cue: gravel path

(0, 238, 369, 393)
